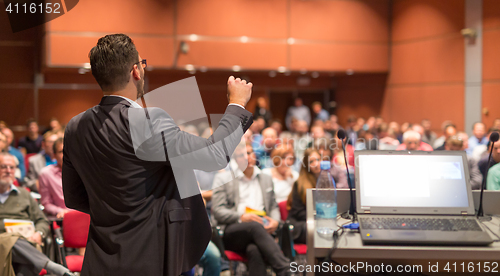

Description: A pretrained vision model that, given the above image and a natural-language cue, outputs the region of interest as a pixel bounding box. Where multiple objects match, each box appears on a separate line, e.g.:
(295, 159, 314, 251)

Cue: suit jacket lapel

(257, 174, 269, 215)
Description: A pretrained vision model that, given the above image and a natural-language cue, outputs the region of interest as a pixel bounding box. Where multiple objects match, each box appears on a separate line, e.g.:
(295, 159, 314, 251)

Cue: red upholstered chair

(211, 226, 248, 275)
(24, 153, 36, 174)
(56, 210, 90, 272)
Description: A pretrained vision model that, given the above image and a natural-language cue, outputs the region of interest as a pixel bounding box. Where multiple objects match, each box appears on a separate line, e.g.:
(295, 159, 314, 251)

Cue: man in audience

(435, 124, 457, 150)
(421, 119, 437, 147)
(38, 138, 68, 218)
(285, 98, 310, 130)
(486, 162, 500, 190)
(24, 131, 59, 192)
(254, 127, 278, 169)
(0, 152, 74, 276)
(468, 122, 488, 156)
(18, 119, 43, 155)
(472, 128, 500, 160)
(212, 144, 289, 276)
(478, 140, 500, 182)
(396, 130, 433, 151)
(443, 136, 482, 189)
(433, 121, 454, 149)
(311, 101, 329, 122)
(2, 128, 26, 180)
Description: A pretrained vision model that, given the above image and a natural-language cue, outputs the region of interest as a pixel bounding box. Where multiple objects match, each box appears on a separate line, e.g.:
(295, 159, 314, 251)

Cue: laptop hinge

(461, 211, 468, 216)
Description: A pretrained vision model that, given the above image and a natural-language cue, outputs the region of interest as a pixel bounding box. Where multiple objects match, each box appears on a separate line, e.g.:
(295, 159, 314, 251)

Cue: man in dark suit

(62, 34, 253, 276)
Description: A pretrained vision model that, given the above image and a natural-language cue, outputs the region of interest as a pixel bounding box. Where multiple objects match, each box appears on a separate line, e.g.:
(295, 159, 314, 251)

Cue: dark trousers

(223, 222, 289, 276)
(11, 239, 49, 276)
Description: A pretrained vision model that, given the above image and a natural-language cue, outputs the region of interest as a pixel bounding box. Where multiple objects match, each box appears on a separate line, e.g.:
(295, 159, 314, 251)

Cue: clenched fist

(227, 76, 252, 108)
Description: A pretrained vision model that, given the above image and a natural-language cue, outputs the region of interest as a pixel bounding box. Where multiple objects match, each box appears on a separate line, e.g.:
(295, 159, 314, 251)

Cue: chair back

(278, 200, 288, 221)
(24, 153, 36, 173)
(63, 210, 90, 248)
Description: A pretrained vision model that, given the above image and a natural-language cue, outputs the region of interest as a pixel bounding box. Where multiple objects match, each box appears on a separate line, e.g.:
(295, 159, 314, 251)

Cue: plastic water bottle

(315, 161, 337, 238)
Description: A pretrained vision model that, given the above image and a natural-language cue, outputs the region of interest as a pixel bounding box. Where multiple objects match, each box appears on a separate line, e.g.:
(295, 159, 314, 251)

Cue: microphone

(337, 129, 356, 221)
(477, 131, 499, 219)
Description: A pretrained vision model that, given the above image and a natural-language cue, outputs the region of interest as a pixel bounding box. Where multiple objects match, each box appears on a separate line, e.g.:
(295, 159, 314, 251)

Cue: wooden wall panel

(390, 36, 464, 84)
(176, 0, 287, 38)
(290, 0, 389, 42)
(290, 43, 388, 72)
(37, 89, 103, 126)
(177, 41, 287, 70)
(392, 0, 464, 41)
(482, 83, 500, 128)
(483, 0, 500, 29)
(46, 0, 174, 35)
(483, 30, 500, 81)
(48, 35, 174, 67)
(0, 90, 34, 126)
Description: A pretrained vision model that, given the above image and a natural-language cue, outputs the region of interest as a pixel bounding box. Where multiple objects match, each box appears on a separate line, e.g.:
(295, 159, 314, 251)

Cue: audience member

(285, 98, 310, 130)
(43, 117, 63, 135)
(262, 144, 298, 203)
(291, 120, 312, 171)
(434, 124, 457, 150)
(311, 101, 329, 122)
(286, 148, 322, 244)
(433, 120, 453, 148)
(443, 136, 482, 189)
(254, 127, 278, 169)
(313, 139, 348, 188)
(468, 122, 488, 156)
(253, 97, 272, 125)
(421, 119, 437, 146)
(396, 130, 433, 151)
(269, 119, 283, 137)
(1, 128, 26, 180)
(412, 124, 432, 148)
(472, 128, 500, 161)
(212, 144, 290, 276)
(345, 116, 358, 146)
(486, 162, 500, 190)
(478, 139, 500, 182)
(18, 119, 43, 155)
(24, 131, 59, 192)
(378, 126, 400, 150)
(0, 120, 7, 130)
(0, 152, 74, 276)
(493, 118, 500, 130)
(38, 138, 68, 218)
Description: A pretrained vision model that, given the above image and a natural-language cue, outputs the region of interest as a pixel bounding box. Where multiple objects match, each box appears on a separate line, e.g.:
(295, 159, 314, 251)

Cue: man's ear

(132, 65, 141, 80)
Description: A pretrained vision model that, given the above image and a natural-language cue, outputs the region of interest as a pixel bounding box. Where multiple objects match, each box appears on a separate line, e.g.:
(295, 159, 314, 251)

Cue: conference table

(305, 189, 500, 275)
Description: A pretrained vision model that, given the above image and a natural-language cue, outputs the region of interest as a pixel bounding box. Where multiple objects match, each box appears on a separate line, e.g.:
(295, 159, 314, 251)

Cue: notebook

(355, 150, 493, 246)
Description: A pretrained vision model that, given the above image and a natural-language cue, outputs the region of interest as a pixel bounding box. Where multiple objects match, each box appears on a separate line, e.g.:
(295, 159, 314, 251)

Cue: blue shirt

(315, 109, 330, 122)
(44, 153, 57, 166)
(8, 146, 26, 179)
(467, 136, 488, 155)
(0, 184, 19, 204)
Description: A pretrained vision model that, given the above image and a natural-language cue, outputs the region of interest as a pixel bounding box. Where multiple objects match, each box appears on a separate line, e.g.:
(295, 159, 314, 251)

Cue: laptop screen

(356, 151, 473, 214)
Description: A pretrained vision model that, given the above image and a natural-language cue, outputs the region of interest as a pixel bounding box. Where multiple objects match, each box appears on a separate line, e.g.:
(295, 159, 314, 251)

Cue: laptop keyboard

(360, 217, 483, 231)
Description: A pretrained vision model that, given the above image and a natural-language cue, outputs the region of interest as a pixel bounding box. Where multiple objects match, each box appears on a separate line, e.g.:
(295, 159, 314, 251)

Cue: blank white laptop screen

(358, 155, 469, 208)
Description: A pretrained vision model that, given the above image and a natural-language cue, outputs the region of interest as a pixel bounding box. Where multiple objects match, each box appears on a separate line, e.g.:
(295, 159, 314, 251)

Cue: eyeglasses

(130, 59, 147, 71)
(0, 165, 15, 170)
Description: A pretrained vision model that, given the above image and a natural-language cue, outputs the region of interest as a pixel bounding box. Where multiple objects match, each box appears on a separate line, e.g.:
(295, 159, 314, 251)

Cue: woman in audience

(262, 144, 298, 203)
(286, 148, 322, 244)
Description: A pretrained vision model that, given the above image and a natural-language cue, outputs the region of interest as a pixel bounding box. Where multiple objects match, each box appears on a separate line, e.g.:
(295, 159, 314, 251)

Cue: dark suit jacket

(62, 96, 252, 276)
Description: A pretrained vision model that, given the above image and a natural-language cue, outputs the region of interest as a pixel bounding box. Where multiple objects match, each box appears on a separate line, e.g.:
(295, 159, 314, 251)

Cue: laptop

(355, 150, 493, 246)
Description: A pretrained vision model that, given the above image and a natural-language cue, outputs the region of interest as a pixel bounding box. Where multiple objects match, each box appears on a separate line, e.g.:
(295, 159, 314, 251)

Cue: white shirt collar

(105, 95, 142, 109)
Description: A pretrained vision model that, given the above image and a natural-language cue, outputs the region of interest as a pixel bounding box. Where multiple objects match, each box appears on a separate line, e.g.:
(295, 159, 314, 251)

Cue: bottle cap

(320, 161, 331, 170)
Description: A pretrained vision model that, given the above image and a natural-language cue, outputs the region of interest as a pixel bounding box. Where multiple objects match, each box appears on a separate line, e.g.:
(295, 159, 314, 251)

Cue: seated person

(1, 128, 26, 180)
(443, 136, 482, 189)
(286, 148, 322, 244)
(478, 140, 500, 181)
(487, 162, 500, 190)
(39, 138, 68, 218)
(212, 144, 289, 276)
(0, 152, 74, 276)
(396, 130, 433, 151)
(261, 144, 298, 203)
(24, 131, 59, 192)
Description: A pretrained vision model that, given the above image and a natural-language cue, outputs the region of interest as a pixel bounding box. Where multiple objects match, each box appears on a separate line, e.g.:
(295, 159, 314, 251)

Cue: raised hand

(227, 76, 253, 108)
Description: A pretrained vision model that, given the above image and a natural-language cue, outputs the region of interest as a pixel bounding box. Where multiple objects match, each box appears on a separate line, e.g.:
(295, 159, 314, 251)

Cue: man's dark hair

(26, 118, 37, 126)
(89, 34, 139, 92)
(53, 137, 64, 154)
